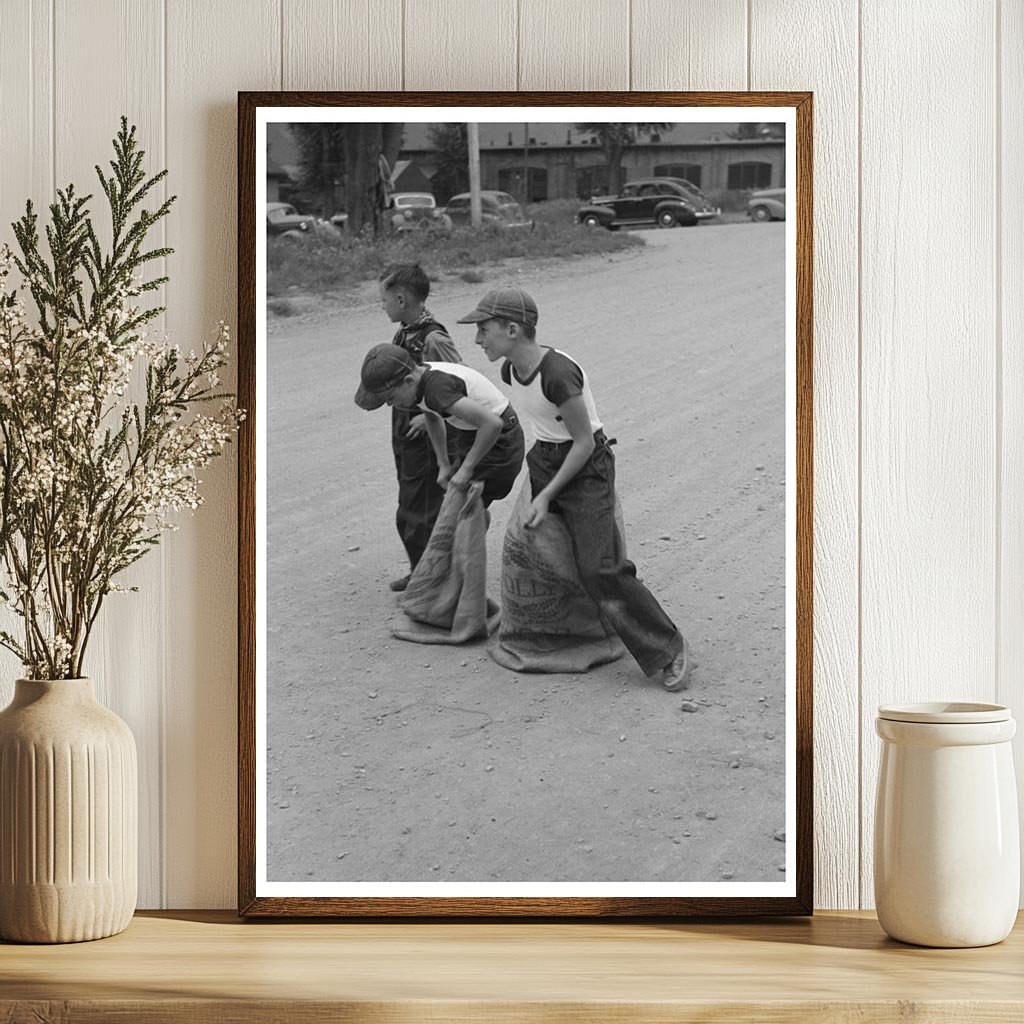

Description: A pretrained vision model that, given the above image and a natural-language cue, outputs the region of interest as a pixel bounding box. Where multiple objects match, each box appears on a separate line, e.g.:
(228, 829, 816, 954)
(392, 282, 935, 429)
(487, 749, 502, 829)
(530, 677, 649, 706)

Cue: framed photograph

(238, 91, 812, 916)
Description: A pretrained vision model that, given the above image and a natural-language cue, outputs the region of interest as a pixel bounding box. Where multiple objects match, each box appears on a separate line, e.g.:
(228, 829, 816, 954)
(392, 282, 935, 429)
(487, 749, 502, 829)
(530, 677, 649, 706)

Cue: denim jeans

(449, 406, 525, 506)
(526, 432, 683, 676)
(392, 408, 443, 570)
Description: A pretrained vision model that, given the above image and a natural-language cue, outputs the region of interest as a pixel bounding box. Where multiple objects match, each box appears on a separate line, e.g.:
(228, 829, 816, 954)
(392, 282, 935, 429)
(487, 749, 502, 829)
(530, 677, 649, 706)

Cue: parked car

(747, 188, 786, 222)
(577, 177, 720, 230)
(266, 202, 320, 237)
(385, 192, 452, 234)
(444, 190, 532, 230)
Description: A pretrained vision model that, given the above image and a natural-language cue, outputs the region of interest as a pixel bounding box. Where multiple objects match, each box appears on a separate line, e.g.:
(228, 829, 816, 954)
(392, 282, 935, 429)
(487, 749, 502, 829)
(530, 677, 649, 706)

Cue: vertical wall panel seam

(515, 0, 521, 90)
(279, 0, 285, 91)
(855, 0, 864, 909)
(400, 0, 406, 90)
(159, 0, 169, 908)
(627, 0, 632, 90)
(746, 0, 752, 89)
(994, 0, 1003, 706)
(29, 0, 34, 188)
(50, 0, 55, 198)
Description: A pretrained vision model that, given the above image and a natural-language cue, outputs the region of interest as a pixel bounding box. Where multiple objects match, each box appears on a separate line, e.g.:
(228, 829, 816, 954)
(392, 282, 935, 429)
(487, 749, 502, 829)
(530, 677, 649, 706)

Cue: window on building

(576, 166, 621, 198)
(653, 163, 703, 188)
(727, 162, 772, 190)
(497, 167, 548, 202)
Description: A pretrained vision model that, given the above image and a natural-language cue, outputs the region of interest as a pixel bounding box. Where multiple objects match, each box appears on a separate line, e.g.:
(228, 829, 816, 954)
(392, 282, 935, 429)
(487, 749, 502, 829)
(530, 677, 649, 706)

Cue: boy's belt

(534, 429, 612, 450)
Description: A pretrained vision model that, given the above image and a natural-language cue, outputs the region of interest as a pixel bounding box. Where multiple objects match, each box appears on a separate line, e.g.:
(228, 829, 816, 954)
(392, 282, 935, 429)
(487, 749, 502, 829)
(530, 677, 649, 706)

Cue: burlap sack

(391, 480, 500, 645)
(488, 483, 625, 672)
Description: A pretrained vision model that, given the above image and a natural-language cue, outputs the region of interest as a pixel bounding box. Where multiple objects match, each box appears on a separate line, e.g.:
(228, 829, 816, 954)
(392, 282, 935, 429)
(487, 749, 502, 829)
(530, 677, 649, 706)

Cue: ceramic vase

(874, 702, 1019, 948)
(0, 678, 137, 943)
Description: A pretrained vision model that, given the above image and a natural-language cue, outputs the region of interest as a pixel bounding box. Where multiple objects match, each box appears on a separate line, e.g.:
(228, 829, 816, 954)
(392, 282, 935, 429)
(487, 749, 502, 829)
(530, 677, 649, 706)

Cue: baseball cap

(457, 286, 539, 327)
(354, 344, 416, 411)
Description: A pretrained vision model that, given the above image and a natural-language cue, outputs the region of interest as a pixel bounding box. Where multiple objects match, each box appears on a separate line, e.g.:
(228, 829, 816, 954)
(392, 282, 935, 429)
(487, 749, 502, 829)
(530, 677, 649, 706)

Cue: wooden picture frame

(238, 91, 813, 917)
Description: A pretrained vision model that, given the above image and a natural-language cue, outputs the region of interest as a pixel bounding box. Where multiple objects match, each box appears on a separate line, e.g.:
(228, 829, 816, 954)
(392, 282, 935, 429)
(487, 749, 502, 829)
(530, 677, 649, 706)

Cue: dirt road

(266, 222, 788, 884)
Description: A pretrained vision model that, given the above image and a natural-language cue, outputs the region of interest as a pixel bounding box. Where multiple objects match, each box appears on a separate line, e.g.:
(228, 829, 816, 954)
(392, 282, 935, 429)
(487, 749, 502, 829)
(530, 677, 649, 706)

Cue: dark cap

(354, 344, 416, 411)
(456, 286, 539, 327)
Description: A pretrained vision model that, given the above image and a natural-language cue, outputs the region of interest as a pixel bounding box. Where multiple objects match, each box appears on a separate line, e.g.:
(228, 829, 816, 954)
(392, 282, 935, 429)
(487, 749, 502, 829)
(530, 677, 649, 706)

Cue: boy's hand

(406, 414, 427, 438)
(437, 463, 453, 490)
(524, 495, 551, 529)
(450, 465, 473, 490)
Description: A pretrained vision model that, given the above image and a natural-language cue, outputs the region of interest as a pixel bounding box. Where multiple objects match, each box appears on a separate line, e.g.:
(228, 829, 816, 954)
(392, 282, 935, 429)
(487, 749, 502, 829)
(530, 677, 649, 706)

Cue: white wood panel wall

(0, 0, 1019, 911)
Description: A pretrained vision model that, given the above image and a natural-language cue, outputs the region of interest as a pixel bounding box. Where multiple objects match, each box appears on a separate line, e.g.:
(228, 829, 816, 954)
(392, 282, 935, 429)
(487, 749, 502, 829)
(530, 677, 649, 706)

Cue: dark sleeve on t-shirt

(421, 370, 468, 416)
(423, 330, 461, 363)
(539, 351, 585, 407)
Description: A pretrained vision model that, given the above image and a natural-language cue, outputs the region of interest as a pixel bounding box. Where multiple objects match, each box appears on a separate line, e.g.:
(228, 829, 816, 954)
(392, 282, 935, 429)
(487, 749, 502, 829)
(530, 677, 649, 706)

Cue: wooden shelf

(2, 910, 1023, 1022)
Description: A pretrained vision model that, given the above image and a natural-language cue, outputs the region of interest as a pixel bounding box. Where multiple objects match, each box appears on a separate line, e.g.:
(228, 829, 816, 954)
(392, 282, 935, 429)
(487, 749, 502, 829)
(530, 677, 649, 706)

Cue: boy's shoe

(661, 638, 691, 692)
(389, 574, 411, 592)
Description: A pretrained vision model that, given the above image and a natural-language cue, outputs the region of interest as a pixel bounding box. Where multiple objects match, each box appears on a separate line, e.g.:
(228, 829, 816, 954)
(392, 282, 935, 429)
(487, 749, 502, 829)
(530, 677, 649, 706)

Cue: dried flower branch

(0, 117, 242, 679)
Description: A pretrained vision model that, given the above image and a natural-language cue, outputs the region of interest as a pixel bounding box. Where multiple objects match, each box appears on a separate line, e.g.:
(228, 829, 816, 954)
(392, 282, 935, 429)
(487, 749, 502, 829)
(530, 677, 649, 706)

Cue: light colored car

(386, 192, 452, 234)
(444, 191, 532, 230)
(747, 188, 786, 222)
(266, 201, 318, 236)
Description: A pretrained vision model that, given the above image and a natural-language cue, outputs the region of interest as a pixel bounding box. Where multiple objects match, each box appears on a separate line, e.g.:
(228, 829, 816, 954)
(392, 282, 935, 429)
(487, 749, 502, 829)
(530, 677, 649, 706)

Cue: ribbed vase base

(0, 880, 135, 943)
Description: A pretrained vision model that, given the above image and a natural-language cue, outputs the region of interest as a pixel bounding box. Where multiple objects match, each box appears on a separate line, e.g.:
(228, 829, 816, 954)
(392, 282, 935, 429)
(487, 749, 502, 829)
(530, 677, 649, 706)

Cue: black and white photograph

(241, 97, 810, 915)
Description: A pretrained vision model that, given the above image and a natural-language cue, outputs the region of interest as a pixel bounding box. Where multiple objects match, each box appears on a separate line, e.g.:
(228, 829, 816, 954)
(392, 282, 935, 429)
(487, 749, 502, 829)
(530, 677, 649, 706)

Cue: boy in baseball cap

(359, 343, 524, 507)
(459, 286, 691, 692)
(355, 264, 461, 592)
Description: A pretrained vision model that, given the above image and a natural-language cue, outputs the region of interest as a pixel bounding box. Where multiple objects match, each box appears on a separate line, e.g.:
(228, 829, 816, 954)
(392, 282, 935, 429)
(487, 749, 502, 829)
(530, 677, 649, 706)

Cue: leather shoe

(661, 637, 691, 692)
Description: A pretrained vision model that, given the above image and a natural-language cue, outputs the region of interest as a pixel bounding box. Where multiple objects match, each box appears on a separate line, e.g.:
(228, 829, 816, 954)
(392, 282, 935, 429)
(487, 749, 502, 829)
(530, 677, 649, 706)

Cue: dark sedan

(578, 177, 720, 230)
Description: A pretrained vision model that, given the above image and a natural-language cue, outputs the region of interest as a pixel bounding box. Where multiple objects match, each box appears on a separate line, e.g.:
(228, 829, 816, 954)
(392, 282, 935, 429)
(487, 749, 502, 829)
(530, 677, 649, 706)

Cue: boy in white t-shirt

(458, 287, 691, 692)
(358, 343, 524, 506)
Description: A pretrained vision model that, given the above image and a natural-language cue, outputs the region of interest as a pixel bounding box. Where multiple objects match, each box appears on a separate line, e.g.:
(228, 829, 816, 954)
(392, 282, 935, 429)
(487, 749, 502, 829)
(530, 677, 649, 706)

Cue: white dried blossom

(0, 121, 243, 679)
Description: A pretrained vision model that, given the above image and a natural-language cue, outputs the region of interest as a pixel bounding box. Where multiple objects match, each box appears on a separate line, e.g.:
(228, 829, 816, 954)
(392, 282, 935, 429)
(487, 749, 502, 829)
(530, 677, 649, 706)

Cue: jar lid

(877, 701, 1011, 724)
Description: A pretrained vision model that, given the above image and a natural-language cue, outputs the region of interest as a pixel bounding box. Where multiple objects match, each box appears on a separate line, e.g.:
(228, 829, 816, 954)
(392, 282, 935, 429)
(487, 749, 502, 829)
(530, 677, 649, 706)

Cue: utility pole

(467, 122, 482, 227)
(522, 122, 529, 203)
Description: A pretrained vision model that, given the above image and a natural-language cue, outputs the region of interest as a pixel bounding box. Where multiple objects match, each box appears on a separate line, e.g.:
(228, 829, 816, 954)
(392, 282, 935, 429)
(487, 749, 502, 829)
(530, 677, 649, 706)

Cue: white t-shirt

(417, 361, 509, 432)
(500, 348, 602, 443)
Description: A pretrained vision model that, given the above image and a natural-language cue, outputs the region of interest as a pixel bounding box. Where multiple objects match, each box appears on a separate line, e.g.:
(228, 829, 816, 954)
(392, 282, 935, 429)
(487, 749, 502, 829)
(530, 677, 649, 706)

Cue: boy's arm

(445, 398, 503, 489)
(525, 395, 594, 529)
(423, 330, 461, 363)
(422, 411, 453, 486)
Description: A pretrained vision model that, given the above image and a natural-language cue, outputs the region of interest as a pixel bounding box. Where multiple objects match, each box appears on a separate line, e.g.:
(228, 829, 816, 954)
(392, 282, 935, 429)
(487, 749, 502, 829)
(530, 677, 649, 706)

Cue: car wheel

(657, 210, 677, 228)
(751, 206, 771, 222)
(581, 214, 602, 228)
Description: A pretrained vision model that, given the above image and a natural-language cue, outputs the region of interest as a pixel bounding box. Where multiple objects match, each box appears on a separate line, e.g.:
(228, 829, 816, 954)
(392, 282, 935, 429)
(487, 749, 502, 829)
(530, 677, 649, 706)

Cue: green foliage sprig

(0, 117, 242, 679)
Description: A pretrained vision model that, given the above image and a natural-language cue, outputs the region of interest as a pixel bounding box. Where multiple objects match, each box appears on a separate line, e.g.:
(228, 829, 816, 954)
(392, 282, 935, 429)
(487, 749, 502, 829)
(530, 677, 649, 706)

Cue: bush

(267, 216, 643, 297)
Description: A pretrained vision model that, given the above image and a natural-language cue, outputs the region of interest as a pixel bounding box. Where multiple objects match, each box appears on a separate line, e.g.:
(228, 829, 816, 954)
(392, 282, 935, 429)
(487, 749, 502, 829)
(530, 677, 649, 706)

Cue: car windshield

(393, 194, 435, 208)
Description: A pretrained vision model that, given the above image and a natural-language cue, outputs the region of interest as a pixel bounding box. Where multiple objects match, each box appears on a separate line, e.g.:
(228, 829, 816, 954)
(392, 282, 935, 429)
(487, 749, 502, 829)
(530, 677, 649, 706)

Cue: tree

(427, 123, 469, 202)
(574, 122, 672, 193)
(341, 123, 404, 235)
(290, 123, 404, 234)
(289, 123, 346, 215)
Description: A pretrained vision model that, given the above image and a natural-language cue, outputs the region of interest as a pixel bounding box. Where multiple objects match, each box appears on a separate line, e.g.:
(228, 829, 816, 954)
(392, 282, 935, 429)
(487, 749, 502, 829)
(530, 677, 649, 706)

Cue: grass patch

(267, 297, 297, 317)
(267, 211, 642, 297)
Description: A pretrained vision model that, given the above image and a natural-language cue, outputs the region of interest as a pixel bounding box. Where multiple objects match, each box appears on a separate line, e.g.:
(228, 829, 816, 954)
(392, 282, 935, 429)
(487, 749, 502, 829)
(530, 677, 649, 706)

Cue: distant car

(266, 202, 319, 237)
(385, 192, 452, 234)
(747, 188, 786, 222)
(577, 177, 720, 230)
(444, 191, 532, 230)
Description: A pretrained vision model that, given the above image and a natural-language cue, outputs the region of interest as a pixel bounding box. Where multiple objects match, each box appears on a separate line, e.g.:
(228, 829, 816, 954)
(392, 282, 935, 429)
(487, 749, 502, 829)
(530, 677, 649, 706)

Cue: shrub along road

(265, 221, 789, 888)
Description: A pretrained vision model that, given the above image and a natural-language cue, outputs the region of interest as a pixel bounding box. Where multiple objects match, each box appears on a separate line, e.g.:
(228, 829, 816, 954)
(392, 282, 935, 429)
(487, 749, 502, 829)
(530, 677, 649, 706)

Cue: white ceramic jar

(874, 702, 1019, 947)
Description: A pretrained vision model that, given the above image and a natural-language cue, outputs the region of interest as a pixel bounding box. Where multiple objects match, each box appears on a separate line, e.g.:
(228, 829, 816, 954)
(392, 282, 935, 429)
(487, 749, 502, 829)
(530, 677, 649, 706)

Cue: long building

(401, 127, 785, 201)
